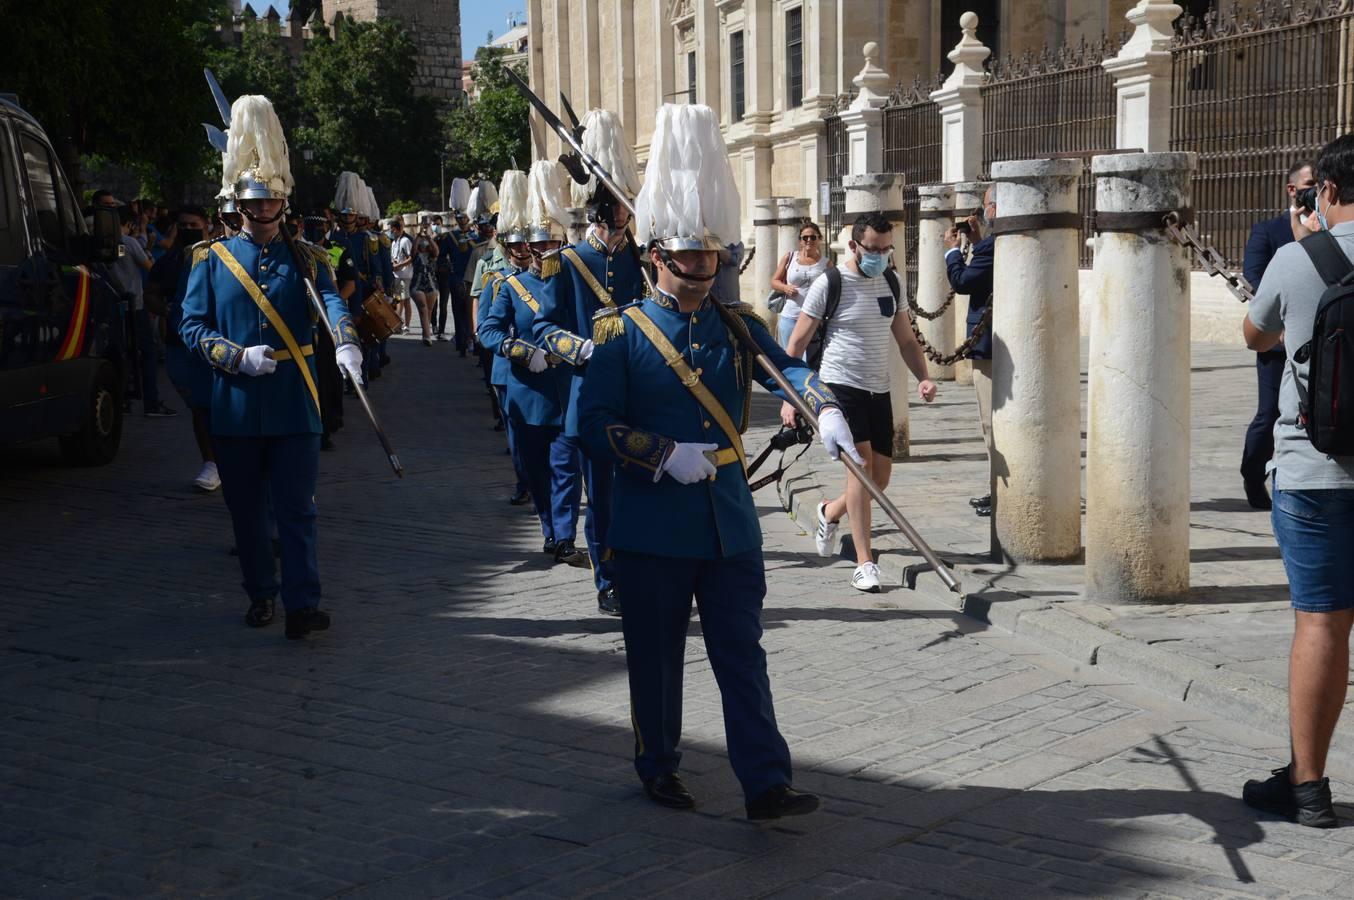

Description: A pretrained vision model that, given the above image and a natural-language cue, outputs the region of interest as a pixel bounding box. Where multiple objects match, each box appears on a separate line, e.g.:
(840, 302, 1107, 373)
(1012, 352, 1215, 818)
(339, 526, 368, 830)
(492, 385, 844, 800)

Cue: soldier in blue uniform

(575, 103, 858, 819)
(536, 108, 647, 616)
(478, 161, 586, 567)
(333, 173, 386, 381)
(180, 95, 364, 639)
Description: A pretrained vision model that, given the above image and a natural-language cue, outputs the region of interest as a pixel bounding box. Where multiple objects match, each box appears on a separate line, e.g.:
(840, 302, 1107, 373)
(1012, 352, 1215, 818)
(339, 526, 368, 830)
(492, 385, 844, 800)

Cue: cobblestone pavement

(778, 341, 1354, 756)
(3, 334, 1354, 899)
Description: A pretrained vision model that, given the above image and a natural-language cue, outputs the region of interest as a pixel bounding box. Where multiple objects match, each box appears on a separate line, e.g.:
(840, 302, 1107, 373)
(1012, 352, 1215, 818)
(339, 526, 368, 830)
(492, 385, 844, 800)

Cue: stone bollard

(777, 198, 810, 267)
(917, 183, 956, 382)
(950, 180, 990, 386)
(1086, 152, 1195, 602)
(753, 197, 781, 324)
(990, 158, 1083, 563)
(845, 172, 911, 458)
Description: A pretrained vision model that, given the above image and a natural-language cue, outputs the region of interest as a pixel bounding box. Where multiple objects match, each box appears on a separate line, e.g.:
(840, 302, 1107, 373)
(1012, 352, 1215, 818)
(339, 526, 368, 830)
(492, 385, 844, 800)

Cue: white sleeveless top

(781, 252, 829, 318)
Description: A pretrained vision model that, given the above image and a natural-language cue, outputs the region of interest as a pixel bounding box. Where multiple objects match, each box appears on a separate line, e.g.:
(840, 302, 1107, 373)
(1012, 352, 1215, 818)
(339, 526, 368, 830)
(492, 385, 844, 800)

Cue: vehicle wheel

(59, 362, 123, 465)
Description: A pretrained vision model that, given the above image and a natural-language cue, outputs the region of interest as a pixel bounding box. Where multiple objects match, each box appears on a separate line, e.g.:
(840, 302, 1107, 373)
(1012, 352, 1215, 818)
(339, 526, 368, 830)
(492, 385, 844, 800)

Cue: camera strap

(747, 425, 815, 493)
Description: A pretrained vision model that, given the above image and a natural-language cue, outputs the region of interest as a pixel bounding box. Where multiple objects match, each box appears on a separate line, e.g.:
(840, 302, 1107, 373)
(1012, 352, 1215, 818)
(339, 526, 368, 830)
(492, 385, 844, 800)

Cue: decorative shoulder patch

(190, 238, 220, 268)
(379, 234, 392, 248)
(727, 301, 771, 333)
(592, 307, 625, 345)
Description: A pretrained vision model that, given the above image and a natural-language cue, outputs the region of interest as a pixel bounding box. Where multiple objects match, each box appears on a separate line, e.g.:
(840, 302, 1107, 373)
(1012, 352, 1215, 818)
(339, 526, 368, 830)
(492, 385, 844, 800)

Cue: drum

(357, 290, 401, 343)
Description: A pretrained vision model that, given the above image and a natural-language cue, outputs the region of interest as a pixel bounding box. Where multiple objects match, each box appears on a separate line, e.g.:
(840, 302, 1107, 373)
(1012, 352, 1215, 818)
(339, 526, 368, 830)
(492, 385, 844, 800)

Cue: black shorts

(825, 382, 893, 456)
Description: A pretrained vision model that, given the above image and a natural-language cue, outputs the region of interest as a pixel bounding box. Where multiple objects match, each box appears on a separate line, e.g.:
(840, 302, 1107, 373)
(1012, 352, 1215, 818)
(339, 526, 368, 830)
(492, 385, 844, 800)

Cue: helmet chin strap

(655, 245, 717, 284)
(239, 202, 288, 226)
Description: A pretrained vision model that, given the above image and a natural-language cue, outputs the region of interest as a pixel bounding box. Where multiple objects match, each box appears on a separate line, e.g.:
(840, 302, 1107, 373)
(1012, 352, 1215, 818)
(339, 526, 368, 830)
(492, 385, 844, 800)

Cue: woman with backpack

(770, 220, 831, 349)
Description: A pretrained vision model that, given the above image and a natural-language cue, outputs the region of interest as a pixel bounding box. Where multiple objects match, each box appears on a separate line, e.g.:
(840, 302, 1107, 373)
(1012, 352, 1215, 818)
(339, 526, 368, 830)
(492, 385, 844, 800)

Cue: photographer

(943, 186, 996, 517)
(1240, 161, 1317, 509)
(1240, 135, 1354, 829)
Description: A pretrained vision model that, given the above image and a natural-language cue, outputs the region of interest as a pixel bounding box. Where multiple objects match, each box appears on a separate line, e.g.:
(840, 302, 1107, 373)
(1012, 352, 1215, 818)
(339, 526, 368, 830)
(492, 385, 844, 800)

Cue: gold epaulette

(725, 301, 770, 333)
(295, 240, 336, 281)
(379, 234, 392, 248)
(592, 307, 626, 345)
(190, 238, 222, 268)
(539, 253, 561, 279)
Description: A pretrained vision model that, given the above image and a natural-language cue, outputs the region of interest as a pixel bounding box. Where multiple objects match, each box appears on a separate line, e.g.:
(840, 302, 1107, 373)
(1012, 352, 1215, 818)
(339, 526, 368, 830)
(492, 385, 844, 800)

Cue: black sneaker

(543, 537, 558, 556)
(1243, 764, 1338, 828)
(285, 607, 331, 640)
(145, 402, 179, 418)
(597, 588, 621, 617)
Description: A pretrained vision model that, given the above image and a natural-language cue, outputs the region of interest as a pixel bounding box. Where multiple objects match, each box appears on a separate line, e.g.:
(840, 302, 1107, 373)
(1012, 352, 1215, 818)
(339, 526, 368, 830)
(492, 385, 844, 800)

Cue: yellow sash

(210, 243, 321, 415)
(623, 307, 746, 473)
(561, 247, 617, 309)
(504, 275, 540, 313)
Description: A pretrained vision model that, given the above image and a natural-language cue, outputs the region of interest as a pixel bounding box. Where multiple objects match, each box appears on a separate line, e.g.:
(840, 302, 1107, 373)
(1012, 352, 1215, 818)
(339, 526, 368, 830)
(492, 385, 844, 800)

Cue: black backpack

(807, 266, 902, 371)
(1294, 231, 1354, 455)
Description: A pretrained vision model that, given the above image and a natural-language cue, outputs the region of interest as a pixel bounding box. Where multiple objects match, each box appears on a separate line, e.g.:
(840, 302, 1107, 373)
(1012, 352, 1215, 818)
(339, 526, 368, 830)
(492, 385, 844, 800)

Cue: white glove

(336, 343, 364, 385)
(528, 347, 548, 373)
(578, 339, 594, 362)
(818, 407, 864, 465)
(238, 345, 277, 377)
(656, 442, 719, 485)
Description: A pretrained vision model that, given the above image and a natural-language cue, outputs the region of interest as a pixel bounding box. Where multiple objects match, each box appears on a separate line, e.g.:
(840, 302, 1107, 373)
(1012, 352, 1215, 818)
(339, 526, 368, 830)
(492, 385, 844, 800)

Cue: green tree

(295, 19, 442, 202)
(0, 0, 229, 197)
(385, 199, 421, 217)
(443, 47, 531, 184)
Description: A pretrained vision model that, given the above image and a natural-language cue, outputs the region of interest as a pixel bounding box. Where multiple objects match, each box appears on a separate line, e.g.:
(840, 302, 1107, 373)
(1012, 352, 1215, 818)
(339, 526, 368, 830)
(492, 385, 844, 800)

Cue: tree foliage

(443, 48, 531, 184)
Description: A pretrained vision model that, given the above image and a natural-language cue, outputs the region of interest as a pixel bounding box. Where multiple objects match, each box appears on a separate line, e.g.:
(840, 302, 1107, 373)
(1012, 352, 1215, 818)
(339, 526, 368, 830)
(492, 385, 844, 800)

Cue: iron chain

(1162, 211, 1255, 304)
(909, 307, 991, 367)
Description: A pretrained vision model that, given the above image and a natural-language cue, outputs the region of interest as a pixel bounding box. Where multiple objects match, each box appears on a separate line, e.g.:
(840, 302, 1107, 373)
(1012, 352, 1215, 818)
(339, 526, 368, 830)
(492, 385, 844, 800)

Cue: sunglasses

(800, 234, 819, 242)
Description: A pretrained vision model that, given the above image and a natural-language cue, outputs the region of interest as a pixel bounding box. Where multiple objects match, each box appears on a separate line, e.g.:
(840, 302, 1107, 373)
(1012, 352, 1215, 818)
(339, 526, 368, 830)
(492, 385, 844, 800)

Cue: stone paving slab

(774, 340, 1354, 761)
(2, 331, 1354, 898)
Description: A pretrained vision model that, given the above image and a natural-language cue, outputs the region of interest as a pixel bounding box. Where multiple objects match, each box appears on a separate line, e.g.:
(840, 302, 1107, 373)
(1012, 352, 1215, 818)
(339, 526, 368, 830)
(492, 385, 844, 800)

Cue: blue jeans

(1271, 485, 1354, 613)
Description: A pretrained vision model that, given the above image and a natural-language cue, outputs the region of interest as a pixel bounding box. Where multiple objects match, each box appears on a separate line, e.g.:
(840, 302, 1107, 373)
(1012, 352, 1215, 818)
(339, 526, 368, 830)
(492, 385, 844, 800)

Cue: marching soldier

(479, 161, 586, 567)
(180, 95, 364, 639)
(536, 109, 647, 616)
(333, 173, 385, 381)
(575, 103, 859, 818)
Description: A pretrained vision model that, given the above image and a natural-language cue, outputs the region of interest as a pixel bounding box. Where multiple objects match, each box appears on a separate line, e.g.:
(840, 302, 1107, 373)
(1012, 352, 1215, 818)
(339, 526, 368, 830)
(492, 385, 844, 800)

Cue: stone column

(777, 197, 810, 263)
(1086, 152, 1195, 602)
(1102, 1, 1182, 153)
(949, 180, 991, 386)
(990, 158, 1083, 563)
(753, 197, 781, 324)
(916, 183, 956, 382)
(930, 12, 990, 185)
(844, 172, 911, 459)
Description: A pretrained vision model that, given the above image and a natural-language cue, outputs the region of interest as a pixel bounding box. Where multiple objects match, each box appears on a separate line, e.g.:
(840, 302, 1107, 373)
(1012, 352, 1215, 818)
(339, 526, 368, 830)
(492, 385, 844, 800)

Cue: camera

(1295, 186, 1318, 212)
(955, 221, 972, 237)
(768, 423, 814, 451)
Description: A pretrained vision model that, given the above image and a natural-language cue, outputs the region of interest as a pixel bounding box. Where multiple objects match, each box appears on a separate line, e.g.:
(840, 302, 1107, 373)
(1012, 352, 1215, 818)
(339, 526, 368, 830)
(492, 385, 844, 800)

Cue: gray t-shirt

(1247, 221, 1354, 489)
(800, 267, 898, 394)
(108, 234, 148, 310)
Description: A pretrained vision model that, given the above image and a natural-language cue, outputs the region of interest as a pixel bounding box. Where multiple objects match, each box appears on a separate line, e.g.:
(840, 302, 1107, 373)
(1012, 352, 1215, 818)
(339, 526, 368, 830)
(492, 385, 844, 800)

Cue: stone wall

(323, 0, 464, 105)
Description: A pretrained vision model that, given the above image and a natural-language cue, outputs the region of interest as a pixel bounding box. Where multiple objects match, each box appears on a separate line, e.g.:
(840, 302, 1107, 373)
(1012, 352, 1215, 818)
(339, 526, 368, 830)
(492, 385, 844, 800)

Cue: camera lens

(1296, 186, 1317, 211)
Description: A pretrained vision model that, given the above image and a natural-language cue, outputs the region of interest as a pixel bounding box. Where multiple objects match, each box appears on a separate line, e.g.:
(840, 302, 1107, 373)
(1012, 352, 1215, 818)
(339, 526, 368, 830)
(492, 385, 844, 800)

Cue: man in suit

(944, 185, 996, 517)
(1241, 160, 1316, 510)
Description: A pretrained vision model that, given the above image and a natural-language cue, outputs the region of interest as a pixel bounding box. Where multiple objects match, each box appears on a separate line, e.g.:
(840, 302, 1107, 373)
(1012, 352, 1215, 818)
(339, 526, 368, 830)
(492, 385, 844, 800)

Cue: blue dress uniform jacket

(534, 232, 647, 435)
(335, 228, 381, 302)
(946, 234, 995, 360)
(577, 291, 836, 560)
(479, 270, 569, 428)
(476, 270, 514, 388)
(375, 231, 395, 293)
(179, 232, 356, 437)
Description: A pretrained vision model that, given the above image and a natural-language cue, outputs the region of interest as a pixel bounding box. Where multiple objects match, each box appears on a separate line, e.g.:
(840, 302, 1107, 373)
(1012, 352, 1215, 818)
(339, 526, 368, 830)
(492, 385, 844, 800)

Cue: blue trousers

(579, 447, 615, 592)
(516, 422, 582, 543)
(214, 434, 321, 613)
(612, 548, 792, 801)
(496, 386, 529, 496)
(1242, 347, 1285, 483)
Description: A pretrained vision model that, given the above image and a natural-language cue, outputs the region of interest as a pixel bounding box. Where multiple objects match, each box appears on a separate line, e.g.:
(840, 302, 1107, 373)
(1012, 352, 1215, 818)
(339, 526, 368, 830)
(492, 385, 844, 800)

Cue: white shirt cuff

(945, 247, 962, 259)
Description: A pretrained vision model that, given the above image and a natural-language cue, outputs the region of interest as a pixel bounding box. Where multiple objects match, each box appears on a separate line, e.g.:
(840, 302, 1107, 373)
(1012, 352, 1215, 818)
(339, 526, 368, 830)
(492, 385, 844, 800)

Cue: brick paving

(3, 333, 1354, 898)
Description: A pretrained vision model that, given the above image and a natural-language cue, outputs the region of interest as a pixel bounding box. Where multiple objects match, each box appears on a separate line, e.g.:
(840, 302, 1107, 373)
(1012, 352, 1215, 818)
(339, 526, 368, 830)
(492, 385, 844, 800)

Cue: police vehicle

(0, 94, 125, 464)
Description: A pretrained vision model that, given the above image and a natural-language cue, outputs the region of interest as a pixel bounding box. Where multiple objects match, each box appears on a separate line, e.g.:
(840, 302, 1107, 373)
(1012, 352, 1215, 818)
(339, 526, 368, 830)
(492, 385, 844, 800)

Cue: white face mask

(431, 225, 441, 234)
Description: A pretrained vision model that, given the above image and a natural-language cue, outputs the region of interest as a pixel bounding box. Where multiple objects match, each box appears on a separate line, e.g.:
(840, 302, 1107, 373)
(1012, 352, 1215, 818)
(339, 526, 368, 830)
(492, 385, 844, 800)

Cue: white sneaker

(193, 461, 221, 492)
(814, 500, 840, 558)
(852, 562, 881, 593)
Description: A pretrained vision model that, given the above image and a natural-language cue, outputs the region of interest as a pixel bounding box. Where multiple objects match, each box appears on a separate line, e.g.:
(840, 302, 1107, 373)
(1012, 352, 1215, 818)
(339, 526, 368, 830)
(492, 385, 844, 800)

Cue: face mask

(856, 247, 889, 278)
(431, 225, 441, 234)
(1317, 183, 1332, 232)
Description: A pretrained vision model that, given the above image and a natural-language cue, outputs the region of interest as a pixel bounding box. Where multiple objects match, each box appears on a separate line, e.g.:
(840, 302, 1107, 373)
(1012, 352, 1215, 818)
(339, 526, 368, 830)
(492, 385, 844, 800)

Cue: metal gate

(823, 97, 850, 240)
(882, 75, 944, 298)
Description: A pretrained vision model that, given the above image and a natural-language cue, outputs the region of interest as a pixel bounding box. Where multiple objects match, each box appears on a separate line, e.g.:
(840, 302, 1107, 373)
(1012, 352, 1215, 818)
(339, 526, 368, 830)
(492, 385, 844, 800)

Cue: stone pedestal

(777, 198, 810, 264)
(950, 180, 991, 386)
(1086, 151, 1195, 602)
(990, 158, 1083, 563)
(753, 197, 781, 323)
(1103, 1, 1182, 152)
(930, 12, 990, 184)
(917, 184, 956, 382)
(843, 173, 910, 459)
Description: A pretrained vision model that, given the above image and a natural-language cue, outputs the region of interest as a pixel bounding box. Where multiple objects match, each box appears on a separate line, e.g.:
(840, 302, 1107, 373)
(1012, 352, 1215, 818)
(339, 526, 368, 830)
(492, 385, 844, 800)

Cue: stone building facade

(526, 0, 1150, 232)
(320, 0, 465, 104)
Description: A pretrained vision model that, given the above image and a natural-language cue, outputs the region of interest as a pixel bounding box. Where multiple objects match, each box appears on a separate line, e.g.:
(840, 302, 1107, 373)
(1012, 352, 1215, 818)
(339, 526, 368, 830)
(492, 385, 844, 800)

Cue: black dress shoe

(969, 494, 991, 508)
(554, 540, 589, 568)
(245, 597, 275, 627)
(285, 606, 331, 640)
(746, 784, 820, 821)
(975, 505, 992, 518)
(321, 436, 336, 451)
(509, 490, 532, 506)
(543, 537, 558, 556)
(643, 773, 695, 809)
(598, 588, 621, 617)
(1245, 479, 1272, 510)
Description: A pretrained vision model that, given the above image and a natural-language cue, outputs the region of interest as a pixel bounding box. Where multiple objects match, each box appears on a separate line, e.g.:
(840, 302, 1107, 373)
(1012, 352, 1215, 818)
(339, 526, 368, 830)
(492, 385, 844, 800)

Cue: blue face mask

(1316, 183, 1332, 232)
(856, 247, 890, 278)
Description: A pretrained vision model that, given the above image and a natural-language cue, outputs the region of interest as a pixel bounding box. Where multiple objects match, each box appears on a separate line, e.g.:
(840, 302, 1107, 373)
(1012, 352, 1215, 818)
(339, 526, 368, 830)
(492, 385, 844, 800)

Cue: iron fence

(1170, 0, 1354, 270)
(882, 75, 944, 298)
(823, 95, 850, 239)
(980, 35, 1124, 267)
